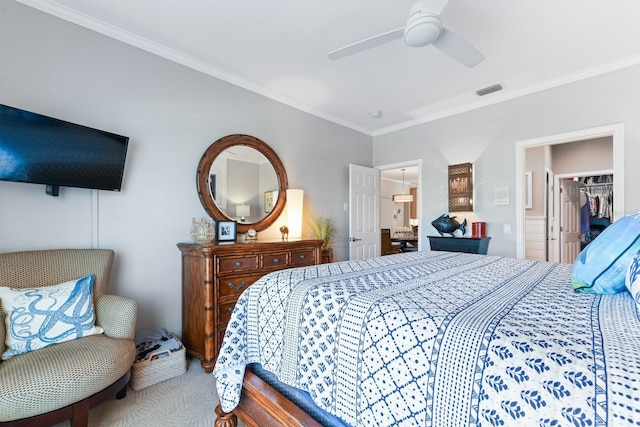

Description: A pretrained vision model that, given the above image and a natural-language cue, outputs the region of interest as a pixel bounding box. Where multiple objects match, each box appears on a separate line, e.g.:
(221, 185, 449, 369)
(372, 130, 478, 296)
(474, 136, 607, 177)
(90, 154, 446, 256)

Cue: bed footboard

(215, 370, 323, 427)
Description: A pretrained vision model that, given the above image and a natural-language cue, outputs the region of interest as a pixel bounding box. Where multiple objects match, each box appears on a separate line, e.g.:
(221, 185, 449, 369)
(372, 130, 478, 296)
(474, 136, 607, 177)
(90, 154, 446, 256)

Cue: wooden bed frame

(214, 368, 324, 427)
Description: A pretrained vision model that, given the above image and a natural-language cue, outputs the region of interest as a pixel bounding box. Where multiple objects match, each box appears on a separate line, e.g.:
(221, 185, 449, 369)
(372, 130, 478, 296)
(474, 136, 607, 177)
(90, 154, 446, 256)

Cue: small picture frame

(216, 220, 237, 242)
(264, 190, 275, 213)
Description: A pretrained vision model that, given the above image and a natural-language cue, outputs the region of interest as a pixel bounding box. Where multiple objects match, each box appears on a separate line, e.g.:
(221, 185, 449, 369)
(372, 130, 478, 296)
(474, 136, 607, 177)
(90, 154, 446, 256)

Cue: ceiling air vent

(476, 83, 503, 97)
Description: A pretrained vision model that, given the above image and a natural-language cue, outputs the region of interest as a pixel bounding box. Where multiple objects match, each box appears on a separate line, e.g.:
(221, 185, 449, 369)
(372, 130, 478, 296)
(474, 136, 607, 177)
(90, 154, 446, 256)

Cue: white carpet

(52, 358, 237, 427)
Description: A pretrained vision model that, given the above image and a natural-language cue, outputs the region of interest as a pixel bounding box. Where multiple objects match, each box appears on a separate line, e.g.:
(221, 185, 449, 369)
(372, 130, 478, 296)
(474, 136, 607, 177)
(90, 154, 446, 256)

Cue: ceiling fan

(327, 0, 484, 68)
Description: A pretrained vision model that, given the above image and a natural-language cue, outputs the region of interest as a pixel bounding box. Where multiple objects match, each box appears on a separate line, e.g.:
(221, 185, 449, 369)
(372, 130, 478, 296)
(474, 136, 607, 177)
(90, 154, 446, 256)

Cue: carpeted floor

(52, 358, 242, 427)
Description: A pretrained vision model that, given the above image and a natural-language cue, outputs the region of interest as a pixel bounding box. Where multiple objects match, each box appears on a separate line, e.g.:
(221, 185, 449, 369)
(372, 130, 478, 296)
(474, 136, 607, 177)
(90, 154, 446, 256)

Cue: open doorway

(516, 123, 625, 261)
(552, 173, 613, 263)
(526, 137, 614, 263)
(377, 160, 422, 252)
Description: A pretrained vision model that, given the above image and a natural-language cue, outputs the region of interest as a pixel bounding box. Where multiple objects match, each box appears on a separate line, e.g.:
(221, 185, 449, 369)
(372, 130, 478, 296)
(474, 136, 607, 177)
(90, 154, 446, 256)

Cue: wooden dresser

(177, 238, 323, 372)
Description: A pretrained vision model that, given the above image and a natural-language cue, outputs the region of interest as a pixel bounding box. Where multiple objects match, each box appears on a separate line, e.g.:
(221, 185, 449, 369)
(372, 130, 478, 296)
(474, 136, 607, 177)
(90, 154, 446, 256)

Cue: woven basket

(131, 334, 186, 390)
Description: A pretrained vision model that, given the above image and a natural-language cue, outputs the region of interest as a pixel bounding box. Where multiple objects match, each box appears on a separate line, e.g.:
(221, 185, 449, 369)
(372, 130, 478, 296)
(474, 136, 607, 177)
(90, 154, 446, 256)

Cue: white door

(349, 164, 380, 260)
(559, 179, 581, 263)
(546, 170, 556, 262)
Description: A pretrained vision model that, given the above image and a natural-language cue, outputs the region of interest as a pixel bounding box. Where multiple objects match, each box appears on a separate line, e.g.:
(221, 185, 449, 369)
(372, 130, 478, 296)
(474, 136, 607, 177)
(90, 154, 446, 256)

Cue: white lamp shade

(286, 189, 304, 239)
(236, 204, 250, 218)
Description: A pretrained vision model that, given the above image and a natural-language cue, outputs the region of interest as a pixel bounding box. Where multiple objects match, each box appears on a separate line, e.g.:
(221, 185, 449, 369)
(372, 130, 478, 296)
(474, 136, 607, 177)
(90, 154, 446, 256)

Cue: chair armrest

(95, 294, 138, 340)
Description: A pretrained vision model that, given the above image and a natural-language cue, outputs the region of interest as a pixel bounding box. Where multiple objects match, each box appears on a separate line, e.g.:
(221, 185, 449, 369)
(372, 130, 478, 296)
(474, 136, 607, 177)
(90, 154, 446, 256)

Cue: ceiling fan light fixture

(404, 12, 442, 47)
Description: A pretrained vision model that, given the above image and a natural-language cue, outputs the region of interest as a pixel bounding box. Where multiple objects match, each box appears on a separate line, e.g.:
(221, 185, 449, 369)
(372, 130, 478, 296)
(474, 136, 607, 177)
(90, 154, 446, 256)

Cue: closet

(578, 174, 613, 249)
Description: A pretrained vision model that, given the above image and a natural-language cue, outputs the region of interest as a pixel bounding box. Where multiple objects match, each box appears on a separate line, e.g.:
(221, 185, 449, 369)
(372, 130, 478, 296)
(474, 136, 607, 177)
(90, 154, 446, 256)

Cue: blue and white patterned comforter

(214, 251, 640, 426)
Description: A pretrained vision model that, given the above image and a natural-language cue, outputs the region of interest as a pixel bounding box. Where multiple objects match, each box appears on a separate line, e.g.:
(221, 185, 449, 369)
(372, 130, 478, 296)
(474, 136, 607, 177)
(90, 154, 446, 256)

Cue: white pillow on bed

(626, 250, 640, 309)
(0, 275, 103, 360)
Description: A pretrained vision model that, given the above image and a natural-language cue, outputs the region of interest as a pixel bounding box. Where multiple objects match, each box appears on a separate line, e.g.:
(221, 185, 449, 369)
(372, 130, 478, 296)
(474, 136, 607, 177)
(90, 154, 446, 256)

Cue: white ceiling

(381, 166, 419, 188)
(16, 0, 640, 136)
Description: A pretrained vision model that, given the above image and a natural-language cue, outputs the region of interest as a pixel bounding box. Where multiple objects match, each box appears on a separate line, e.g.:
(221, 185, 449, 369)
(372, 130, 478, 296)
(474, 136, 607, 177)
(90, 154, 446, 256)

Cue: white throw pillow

(0, 275, 104, 359)
(626, 250, 640, 310)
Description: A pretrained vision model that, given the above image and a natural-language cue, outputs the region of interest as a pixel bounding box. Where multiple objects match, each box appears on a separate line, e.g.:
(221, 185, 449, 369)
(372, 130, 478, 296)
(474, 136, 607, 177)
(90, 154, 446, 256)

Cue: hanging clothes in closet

(579, 175, 613, 249)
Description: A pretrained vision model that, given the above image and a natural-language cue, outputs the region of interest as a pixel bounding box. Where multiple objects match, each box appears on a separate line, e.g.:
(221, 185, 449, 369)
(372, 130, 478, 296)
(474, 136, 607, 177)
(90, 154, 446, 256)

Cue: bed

(213, 251, 640, 427)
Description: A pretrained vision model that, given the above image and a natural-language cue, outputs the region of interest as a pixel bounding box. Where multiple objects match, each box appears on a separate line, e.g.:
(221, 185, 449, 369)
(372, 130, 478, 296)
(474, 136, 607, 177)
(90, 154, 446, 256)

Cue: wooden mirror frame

(196, 134, 288, 234)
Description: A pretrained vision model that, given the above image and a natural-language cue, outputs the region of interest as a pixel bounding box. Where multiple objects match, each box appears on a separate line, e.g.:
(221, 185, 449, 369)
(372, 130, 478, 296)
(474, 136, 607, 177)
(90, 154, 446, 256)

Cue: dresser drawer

(218, 274, 262, 299)
(261, 252, 289, 269)
(290, 248, 316, 266)
(218, 300, 236, 325)
(218, 255, 259, 273)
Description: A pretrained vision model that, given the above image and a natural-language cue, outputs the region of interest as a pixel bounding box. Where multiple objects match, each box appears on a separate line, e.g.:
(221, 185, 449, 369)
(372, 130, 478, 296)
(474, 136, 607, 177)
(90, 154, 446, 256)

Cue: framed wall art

(448, 162, 473, 212)
(264, 190, 277, 213)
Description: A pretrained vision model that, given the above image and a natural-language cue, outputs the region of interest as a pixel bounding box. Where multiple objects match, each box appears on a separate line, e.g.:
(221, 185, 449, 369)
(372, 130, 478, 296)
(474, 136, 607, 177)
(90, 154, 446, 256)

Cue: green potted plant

(309, 215, 335, 263)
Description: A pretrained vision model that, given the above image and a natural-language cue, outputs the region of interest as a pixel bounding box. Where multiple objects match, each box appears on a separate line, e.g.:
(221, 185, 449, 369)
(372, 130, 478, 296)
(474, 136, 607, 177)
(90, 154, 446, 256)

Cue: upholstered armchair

(0, 249, 137, 427)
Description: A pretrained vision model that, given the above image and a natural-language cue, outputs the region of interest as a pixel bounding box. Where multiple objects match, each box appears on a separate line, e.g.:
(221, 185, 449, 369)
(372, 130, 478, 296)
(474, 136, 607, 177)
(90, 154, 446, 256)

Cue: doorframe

(515, 123, 625, 259)
(552, 169, 613, 262)
(376, 159, 423, 251)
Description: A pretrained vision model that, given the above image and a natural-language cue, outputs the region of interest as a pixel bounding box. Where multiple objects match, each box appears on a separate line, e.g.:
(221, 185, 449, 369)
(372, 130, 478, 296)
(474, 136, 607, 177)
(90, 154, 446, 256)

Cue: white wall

(0, 2, 372, 334)
(373, 65, 640, 257)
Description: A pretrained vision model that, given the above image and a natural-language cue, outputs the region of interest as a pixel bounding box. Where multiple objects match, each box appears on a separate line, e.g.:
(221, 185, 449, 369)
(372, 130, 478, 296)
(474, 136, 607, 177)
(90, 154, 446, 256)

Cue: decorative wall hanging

(448, 163, 473, 212)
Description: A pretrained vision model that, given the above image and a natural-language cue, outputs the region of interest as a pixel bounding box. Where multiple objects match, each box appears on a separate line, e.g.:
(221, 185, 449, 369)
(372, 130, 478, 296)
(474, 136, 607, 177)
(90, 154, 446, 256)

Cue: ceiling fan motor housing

(404, 7, 442, 47)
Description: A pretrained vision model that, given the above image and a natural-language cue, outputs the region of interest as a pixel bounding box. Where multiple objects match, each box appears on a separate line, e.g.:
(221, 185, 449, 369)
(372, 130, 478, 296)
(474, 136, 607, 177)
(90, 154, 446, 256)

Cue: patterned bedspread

(214, 251, 640, 426)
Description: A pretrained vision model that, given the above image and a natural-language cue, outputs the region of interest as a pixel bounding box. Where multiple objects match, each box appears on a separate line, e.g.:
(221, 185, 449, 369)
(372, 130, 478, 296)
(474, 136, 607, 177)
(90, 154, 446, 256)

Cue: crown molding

(15, 0, 373, 136)
(16, 0, 640, 139)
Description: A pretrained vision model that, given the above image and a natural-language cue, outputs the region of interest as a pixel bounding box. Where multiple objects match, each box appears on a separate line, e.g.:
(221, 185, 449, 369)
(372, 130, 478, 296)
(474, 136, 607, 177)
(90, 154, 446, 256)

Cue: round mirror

(196, 134, 288, 234)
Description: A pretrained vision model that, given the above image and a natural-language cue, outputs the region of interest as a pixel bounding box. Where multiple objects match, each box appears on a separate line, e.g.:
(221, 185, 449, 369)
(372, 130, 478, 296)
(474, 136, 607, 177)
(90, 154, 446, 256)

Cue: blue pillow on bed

(572, 211, 640, 294)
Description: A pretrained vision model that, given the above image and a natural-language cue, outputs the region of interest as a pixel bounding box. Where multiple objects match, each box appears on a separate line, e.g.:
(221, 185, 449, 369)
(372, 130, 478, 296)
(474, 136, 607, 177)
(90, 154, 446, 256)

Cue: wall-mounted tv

(0, 103, 129, 195)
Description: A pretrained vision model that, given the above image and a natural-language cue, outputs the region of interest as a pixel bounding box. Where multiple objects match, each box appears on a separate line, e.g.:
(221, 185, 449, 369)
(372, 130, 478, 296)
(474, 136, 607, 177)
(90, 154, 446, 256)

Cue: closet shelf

(580, 182, 613, 189)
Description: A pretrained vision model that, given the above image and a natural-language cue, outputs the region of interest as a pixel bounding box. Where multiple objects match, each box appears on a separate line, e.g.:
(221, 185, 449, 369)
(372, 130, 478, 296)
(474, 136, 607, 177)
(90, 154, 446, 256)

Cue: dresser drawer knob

(273, 257, 280, 263)
(235, 261, 242, 267)
(228, 280, 247, 290)
(228, 307, 234, 312)
(299, 254, 305, 259)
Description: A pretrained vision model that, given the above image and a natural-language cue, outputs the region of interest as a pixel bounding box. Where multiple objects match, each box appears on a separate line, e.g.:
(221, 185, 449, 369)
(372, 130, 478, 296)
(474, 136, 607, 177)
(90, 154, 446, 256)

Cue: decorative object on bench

(131, 328, 186, 390)
(431, 213, 467, 236)
(0, 249, 137, 427)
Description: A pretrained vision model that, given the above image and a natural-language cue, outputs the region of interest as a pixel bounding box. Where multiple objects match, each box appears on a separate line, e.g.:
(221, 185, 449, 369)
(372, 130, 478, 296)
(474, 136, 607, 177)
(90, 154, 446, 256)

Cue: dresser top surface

(177, 238, 324, 253)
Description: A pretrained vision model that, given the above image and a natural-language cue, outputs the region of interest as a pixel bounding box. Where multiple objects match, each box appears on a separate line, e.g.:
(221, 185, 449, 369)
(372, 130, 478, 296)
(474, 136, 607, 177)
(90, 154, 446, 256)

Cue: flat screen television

(0, 103, 129, 195)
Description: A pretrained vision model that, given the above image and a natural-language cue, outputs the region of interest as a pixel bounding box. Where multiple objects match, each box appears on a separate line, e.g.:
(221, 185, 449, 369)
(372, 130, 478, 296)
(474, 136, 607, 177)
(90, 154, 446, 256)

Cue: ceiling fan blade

(432, 27, 484, 68)
(327, 28, 405, 60)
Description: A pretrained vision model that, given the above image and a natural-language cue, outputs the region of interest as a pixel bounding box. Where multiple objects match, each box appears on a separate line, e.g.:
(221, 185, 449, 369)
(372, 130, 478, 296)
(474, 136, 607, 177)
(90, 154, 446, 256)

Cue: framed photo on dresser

(216, 221, 237, 242)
